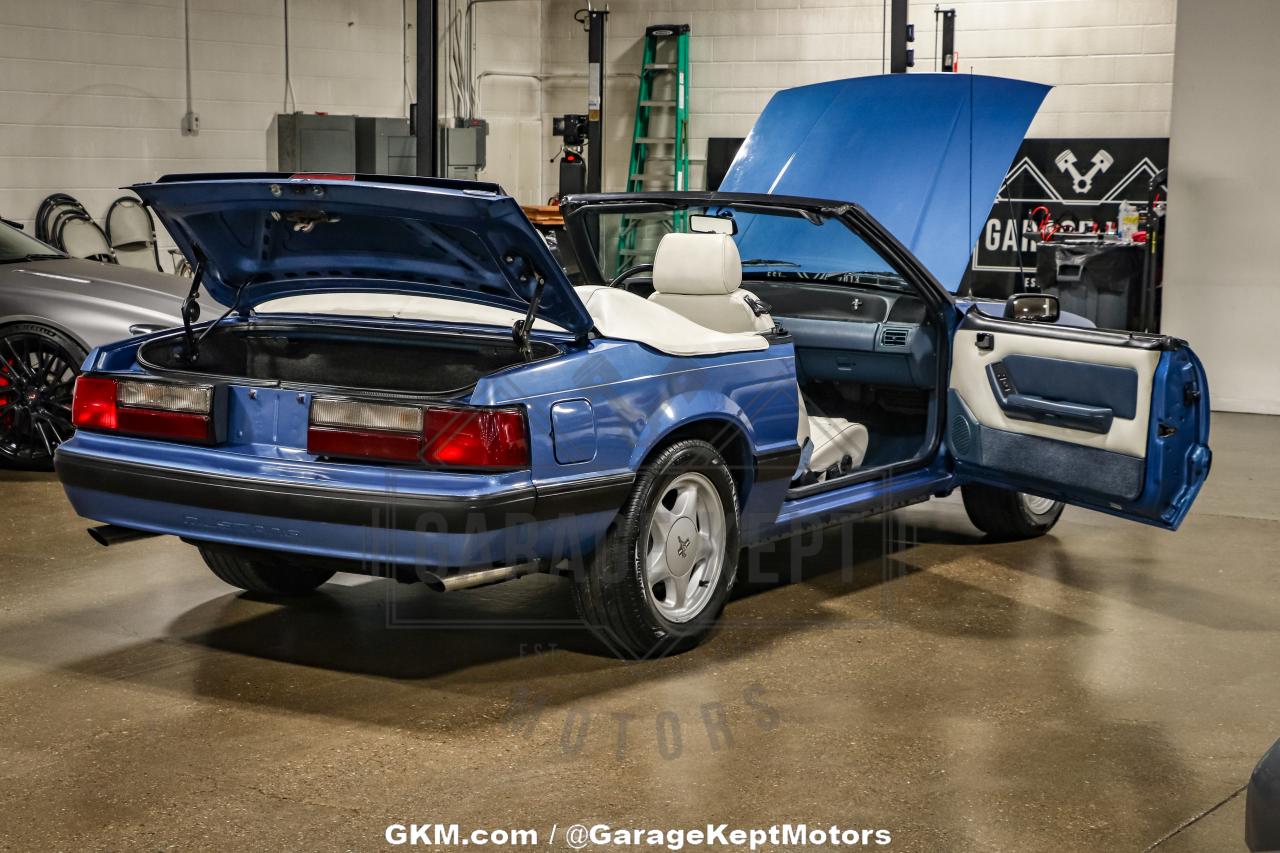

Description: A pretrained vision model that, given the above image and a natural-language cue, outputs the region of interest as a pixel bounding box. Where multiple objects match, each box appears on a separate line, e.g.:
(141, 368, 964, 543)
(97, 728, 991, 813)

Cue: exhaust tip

(419, 572, 448, 593)
(422, 561, 540, 592)
(88, 524, 159, 547)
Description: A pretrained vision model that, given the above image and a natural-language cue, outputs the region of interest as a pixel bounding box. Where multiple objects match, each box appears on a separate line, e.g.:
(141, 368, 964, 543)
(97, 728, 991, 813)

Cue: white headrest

(652, 233, 742, 295)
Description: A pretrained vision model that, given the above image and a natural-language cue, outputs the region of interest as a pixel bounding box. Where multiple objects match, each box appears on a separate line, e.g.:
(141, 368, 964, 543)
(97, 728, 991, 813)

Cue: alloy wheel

(640, 471, 727, 623)
(0, 332, 80, 466)
(1020, 492, 1061, 516)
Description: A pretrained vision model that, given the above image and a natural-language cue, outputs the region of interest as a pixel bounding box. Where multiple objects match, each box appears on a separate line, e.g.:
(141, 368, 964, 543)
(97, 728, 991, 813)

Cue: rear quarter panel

(471, 336, 801, 539)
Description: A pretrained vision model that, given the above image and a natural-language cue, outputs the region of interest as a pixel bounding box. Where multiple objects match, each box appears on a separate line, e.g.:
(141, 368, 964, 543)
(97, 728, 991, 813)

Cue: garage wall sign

(962, 137, 1169, 297)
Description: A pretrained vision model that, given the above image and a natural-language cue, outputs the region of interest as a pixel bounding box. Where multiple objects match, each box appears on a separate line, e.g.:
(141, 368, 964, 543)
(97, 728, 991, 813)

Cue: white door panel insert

(950, 329, 1159, 458)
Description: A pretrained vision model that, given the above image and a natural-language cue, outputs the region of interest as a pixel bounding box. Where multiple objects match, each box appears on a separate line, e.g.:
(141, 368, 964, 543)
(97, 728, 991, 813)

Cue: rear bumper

(55, 445, 632, 568)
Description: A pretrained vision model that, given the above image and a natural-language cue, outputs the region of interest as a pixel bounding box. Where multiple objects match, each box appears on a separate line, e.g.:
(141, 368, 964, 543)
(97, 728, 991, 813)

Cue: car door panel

(951, 327, 1158, 456)
(948, 309, 1210, 529)
(948, 389, 1146, 501)
(1000, 355, 1139, 418)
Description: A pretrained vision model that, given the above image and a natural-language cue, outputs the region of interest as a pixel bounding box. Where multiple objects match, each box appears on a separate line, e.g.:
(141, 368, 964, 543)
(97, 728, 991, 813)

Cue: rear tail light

(308, 398, 529, 470)
(72, 376, 219, 443)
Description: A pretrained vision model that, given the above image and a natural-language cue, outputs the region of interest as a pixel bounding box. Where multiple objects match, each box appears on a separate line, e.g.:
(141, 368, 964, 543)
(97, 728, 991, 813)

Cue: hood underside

(131, 173, 592, 335)
(719, 74, 1050, 291)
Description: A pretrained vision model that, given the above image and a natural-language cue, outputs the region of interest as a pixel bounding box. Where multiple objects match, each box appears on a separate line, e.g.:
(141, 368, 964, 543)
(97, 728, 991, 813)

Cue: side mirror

(1005, 293, 1060, 323)
(688, 213, 737, 236)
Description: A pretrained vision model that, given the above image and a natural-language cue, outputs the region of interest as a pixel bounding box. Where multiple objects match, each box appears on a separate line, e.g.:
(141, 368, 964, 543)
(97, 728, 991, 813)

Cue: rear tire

(199, 545, 335, 595)
(961, 484, 1064, 540)
(571, 439, 739, 659)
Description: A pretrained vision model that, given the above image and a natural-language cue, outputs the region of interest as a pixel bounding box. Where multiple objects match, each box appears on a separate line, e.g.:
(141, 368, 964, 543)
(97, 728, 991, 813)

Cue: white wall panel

(0, 0, 1179, 220)
(0, 0, 411, 267)
(537, 0, 1178, 201)
(1162, 0, 1280, 414)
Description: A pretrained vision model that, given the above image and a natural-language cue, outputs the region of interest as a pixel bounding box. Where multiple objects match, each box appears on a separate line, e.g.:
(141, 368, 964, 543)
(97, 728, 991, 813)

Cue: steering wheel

(610, 263, 654, 290)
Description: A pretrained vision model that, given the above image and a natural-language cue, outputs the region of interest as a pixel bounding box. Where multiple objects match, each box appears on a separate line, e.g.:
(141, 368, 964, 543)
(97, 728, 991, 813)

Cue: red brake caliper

(0, 359, 13, 429)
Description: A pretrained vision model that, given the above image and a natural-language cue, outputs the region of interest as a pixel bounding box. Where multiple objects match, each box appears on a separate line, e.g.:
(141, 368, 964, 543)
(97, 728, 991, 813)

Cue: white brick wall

(0, 0, 411, 264)
(535, 0, 1177, 200)
(0, 0, 1178, 222)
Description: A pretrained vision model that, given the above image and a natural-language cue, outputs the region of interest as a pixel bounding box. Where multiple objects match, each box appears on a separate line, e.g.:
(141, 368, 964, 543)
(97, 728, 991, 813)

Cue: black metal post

(940, 8, 956, 72)
(890, 0, 910, 74)
(416, 0, 439, 177)
(585, 8, 608, 193)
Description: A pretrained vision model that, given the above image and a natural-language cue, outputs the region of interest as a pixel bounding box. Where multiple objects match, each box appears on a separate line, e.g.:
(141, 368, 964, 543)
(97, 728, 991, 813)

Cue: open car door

(946, 307, 1211, 530)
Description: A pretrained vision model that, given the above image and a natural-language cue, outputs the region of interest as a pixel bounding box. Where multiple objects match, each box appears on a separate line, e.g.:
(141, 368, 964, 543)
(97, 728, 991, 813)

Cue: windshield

(571, 202, 909, 291)
(0, 221, 63, 263)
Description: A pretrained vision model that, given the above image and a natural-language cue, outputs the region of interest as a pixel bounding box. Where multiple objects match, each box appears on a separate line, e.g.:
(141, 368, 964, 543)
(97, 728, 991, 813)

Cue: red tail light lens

(308, 398, 529, 470)
(71, 376, 119, 431)
(308, 427, 423, 463)
(116, 407, 216, 442)
(422, 407, 529, 469)
(71, 376, 217, 443)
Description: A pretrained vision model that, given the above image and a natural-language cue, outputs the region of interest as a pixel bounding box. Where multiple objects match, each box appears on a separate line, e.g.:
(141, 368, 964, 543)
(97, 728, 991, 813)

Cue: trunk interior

(139, 322, 559, 395)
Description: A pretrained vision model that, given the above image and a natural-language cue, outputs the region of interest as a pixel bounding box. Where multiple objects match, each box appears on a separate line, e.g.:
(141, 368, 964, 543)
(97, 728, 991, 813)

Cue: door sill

(784, 452, 933, 501)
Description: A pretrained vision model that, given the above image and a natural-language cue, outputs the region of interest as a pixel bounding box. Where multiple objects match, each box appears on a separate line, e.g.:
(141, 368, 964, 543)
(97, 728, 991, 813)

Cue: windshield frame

(0, 220, 65, 264)
(559, 191, 947, 298)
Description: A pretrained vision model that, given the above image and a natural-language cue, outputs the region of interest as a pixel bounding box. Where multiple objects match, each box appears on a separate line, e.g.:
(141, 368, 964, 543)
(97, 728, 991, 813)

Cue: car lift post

(938, 7, 957, 72)
(889, 0, 913, 74)
(585, 6, 608, 193)
(415, 0, 440, 177)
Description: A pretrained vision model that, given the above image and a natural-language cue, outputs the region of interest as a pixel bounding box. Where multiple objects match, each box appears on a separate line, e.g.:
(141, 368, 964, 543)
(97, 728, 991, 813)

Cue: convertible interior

(579, 229, 940, 489)
(251, 222, 940, 489)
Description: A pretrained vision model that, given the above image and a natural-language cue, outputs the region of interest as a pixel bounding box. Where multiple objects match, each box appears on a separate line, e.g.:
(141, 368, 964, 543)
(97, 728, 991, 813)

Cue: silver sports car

(0, 220, 203, 468)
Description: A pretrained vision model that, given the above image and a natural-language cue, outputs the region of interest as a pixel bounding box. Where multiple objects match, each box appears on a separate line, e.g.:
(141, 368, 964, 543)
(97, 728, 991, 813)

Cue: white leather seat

(796, 392, 869, 481)
(574, 286, 768, 356)
(648, 233, 774, 334)
(808, 416, 869, 473)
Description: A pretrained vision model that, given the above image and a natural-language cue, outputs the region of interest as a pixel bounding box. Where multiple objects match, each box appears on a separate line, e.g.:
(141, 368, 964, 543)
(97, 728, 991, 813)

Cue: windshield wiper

(0, 253, 64, 264)
(740, 258, 799, 267)
(829, 272, 909, 291)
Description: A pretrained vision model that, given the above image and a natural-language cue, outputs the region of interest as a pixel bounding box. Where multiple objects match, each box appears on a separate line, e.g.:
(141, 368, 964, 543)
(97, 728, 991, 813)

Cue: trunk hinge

(179, 260, 205, 364)
(512, 273, 547, 362)
(179, 258, 245, 365)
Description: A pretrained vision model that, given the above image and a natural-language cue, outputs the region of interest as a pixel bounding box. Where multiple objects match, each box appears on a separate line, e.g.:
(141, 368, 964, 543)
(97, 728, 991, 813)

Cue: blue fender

(627, 388, 759, 472)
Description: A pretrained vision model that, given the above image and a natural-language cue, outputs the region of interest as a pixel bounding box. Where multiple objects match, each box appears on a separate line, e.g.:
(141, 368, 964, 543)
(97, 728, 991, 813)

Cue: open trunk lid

(131, 173, 593, 336)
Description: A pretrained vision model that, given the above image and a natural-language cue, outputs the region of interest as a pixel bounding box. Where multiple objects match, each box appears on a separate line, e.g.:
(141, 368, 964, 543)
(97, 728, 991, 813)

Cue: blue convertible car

(54, 75, 1210, 657)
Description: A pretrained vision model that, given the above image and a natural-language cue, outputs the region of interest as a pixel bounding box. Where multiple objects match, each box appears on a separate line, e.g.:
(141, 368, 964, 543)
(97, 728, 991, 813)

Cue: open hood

(719, 74, 1049, 291)
(131, 173, 593, 335)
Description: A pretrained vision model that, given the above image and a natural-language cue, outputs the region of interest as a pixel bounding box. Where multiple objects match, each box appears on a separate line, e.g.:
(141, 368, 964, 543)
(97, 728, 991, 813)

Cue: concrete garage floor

(0, 413, 1275, 852)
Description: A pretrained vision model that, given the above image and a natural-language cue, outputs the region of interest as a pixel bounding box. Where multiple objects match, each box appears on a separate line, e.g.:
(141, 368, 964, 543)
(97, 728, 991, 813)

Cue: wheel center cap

(664, 516, 699, 577)
(24, 390, 38, 403)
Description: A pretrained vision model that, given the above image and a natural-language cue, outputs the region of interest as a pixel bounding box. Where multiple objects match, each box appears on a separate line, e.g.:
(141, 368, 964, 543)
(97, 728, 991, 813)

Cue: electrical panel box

(442, 122, 488, 181)
(267, 113, 357, 172)
(269, 113, 487, 180)
(355, 117, 416, 176)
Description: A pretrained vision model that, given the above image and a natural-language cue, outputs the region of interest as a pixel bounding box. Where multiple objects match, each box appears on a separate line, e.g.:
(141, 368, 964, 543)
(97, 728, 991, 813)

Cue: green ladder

(615, 23, 691, 275)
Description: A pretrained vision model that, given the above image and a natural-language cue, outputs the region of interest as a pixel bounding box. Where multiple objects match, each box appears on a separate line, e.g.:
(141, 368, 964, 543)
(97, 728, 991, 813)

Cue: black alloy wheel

(0, 325, 85, 470)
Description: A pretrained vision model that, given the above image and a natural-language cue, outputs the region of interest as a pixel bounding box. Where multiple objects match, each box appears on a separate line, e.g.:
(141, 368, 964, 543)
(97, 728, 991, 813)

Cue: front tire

(962, 484, 1064, 540)
(0, 323, 85, 470)
(571, 439, 740, 659)
(199, 545, 335, 595)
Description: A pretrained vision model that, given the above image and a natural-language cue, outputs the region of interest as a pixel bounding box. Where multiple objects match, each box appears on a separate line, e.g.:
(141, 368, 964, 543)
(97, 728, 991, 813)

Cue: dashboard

(738, 278, 937, 389)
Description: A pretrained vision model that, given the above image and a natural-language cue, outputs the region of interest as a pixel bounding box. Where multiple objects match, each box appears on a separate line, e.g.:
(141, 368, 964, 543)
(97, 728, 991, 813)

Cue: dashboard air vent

(880, 326, 910, 347)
